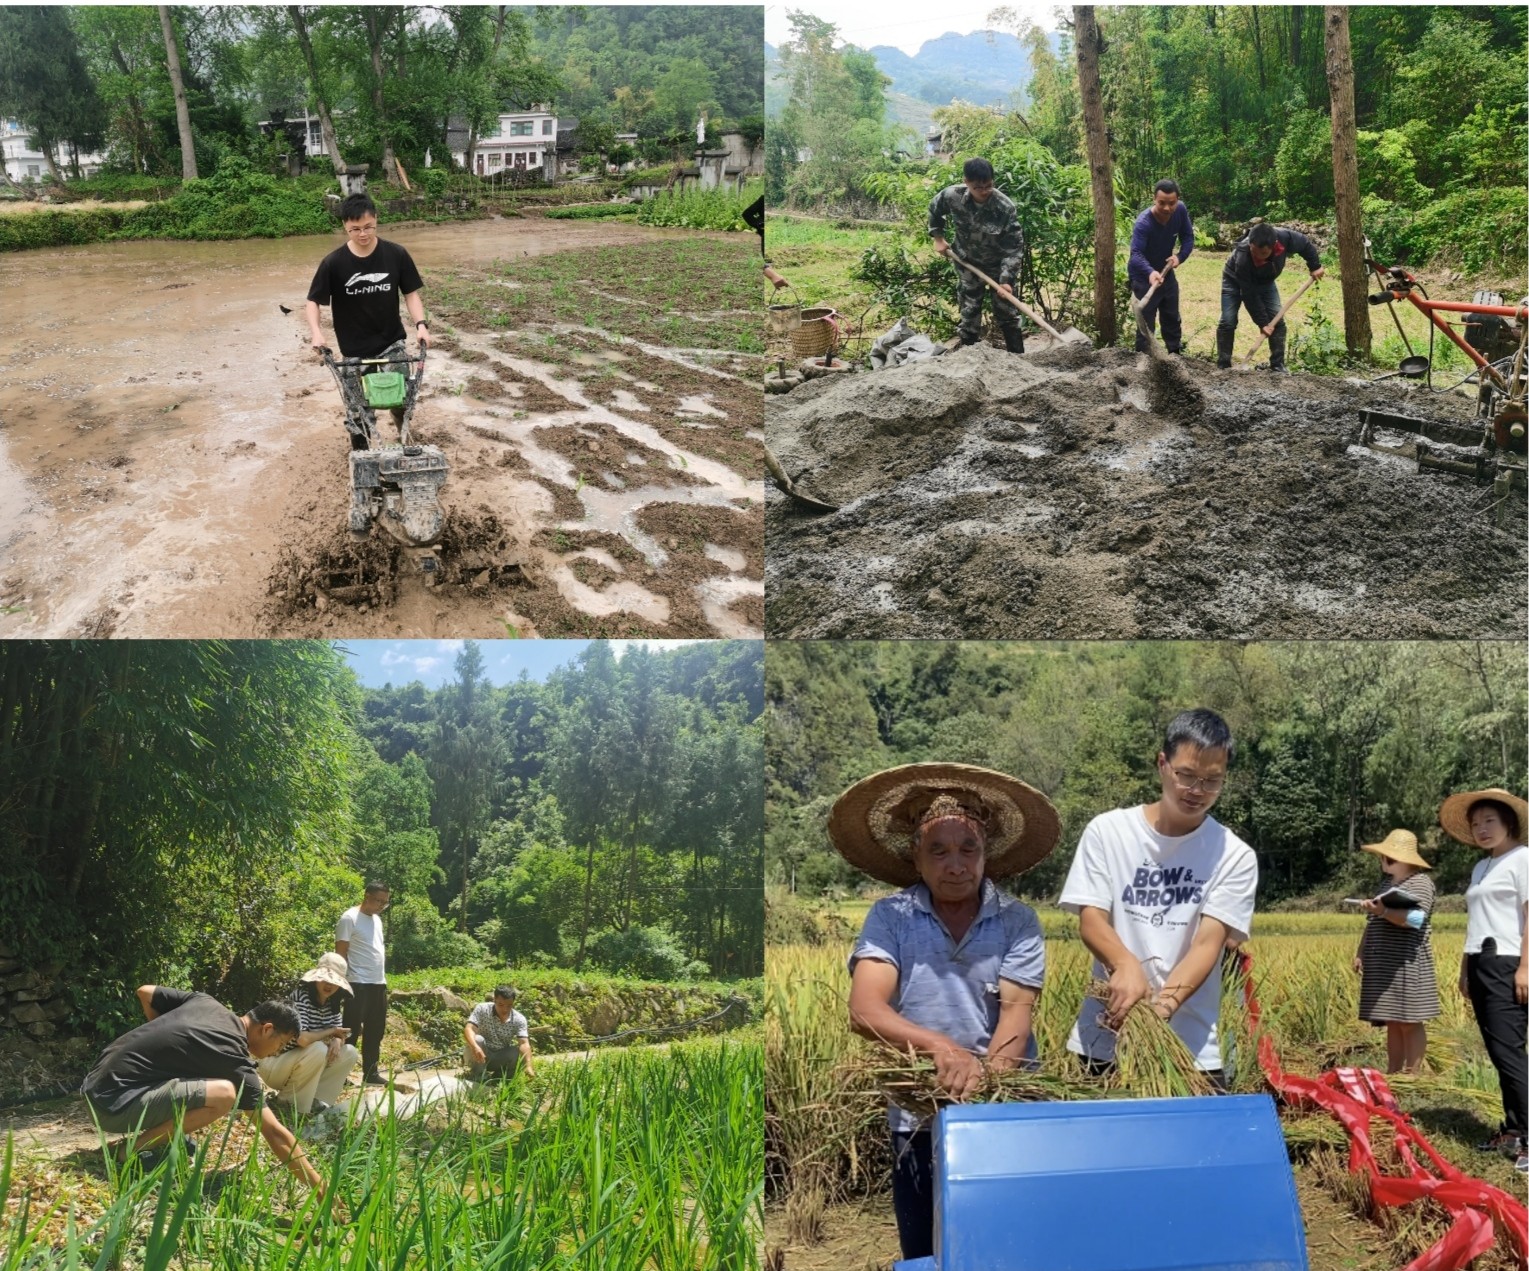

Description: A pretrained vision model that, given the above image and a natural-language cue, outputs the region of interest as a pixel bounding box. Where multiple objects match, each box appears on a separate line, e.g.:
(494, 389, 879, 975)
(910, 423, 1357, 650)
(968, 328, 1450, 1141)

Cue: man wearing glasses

(304, 193, 429, 435)
(335, 882, 391, 1085)
(1059, 709, 1257, 1087)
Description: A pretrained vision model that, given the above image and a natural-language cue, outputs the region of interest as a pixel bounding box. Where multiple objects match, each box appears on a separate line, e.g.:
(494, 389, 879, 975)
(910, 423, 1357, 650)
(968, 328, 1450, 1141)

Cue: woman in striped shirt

(257, 952, 359, 1117)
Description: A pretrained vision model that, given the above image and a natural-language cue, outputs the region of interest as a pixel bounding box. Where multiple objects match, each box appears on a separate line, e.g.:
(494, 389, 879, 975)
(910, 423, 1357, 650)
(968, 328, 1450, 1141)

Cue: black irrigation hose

(400, 995, 752, 1073)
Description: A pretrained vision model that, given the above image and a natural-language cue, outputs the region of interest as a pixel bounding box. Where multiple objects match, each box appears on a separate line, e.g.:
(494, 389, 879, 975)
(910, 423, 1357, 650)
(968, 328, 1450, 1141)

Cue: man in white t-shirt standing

(1060, 709, 1258, 1084)
(335, 882, 390, 1085)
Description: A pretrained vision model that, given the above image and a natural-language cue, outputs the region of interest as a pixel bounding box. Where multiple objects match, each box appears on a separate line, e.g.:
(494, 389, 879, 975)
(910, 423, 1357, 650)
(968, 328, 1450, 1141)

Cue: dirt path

(0, 218, 762, 638)
(766, 343, 1525, 639)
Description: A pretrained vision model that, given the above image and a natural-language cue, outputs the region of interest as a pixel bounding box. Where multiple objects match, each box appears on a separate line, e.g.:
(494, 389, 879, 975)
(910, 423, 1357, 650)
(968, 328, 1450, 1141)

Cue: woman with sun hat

(1352, 829, 1439, 1074)
(832, 762, 1060, 1262)
(1439, 787, 1527, 1172)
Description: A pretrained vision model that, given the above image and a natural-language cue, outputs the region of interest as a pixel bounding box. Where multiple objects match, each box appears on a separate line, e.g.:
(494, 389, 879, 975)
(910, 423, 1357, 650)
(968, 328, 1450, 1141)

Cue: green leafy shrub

(636, 181, 761, 231)
(543, 202, 640, 220)
(0, 208, 128, 252)
(49, 174, 181, 203)
(389, 895, 487, 972)
(417, 167, 449, 199)
(586, 925, 710, 980)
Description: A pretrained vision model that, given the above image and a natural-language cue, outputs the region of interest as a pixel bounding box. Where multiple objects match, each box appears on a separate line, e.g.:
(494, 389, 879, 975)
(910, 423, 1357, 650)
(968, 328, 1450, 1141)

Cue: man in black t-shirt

(306, 192, 430, 436)
(82, 987, 327, 1197)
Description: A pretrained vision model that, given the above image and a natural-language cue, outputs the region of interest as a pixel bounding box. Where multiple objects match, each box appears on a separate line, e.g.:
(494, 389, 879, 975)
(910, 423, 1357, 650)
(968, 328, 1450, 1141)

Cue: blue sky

(766, 2, 1060, 55)
(338, 640, 707, 688)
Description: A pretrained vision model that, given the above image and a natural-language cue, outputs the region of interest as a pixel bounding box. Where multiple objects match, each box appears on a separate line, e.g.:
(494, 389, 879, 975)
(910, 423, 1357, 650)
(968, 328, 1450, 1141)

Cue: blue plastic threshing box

(891, 1095, 1307, 1271)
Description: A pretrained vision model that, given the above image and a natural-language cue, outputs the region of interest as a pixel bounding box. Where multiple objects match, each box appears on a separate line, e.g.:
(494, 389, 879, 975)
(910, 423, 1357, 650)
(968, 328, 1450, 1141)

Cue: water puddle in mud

(0, 217, 758, 636)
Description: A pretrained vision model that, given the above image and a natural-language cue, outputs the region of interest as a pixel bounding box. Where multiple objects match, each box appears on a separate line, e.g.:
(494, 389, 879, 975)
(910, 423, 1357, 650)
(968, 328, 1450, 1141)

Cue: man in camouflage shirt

(928, 157, 1027, 353)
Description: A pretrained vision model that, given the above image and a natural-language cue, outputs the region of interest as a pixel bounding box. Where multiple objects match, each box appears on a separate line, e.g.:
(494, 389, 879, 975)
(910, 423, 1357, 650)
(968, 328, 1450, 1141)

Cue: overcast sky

(340, 639, 701, 689)
(764, 2, 1064, 56)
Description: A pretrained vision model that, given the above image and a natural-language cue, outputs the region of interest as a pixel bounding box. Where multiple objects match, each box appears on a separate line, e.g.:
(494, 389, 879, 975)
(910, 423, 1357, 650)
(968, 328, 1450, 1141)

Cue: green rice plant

(1, 1039, 760, 1270)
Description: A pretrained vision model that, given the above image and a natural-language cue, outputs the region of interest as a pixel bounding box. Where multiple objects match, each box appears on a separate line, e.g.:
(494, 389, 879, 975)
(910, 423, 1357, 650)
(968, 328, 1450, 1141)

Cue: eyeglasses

(1166, 766, 1225, 794)
(346, 224, 377, 236)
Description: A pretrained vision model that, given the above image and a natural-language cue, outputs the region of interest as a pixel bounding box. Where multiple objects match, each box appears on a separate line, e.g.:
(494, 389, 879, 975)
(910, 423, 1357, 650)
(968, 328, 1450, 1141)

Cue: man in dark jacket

(1218, 222, 1325, 372)
(1128, 180, 1195, 355)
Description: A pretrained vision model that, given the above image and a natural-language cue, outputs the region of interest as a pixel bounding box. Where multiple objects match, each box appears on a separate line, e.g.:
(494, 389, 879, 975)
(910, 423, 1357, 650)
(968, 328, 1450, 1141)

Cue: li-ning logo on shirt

(345, 271, 392, 295)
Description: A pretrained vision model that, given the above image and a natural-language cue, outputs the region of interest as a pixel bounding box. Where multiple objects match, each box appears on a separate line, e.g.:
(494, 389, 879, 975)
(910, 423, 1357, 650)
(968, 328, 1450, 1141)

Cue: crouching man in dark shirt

(1217, 221, 1324, 373)
(305, 192, 430, 438)
(82, 987, 327, 1198)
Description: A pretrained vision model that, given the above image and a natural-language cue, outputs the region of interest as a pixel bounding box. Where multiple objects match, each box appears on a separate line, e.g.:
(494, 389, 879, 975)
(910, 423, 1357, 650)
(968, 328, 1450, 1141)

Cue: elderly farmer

(258, 952, 359, 1118)
(464, 985, 536, 1081)
(1061, 709, 1257, 1085)
(1128, 179, 1195, 355)
(1440, 787, 1528, 1172)
(336, 882, 390, 1085)
(838, 763, 1059, 1262)
(1352, 830, 1439, 1074)
(81, 988, 326, 1196)
(928, 157, 1027, 353)
(1217, 221, 1324, 372)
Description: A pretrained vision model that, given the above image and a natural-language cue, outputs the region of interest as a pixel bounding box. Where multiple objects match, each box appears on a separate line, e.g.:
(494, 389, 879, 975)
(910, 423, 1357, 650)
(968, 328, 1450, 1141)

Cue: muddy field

(765, 345, 1525, 639)
(0, 218, 762, 638)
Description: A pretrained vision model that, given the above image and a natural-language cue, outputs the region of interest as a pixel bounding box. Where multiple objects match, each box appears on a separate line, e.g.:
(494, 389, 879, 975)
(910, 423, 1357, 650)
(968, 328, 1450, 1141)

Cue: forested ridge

(0, 640, 762, 1038)
(766, 642, 1526, 904)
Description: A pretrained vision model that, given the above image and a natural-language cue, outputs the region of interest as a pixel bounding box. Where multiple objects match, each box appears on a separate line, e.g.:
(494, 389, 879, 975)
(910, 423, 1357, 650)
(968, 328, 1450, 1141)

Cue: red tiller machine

(1355, 250, 1527, 511)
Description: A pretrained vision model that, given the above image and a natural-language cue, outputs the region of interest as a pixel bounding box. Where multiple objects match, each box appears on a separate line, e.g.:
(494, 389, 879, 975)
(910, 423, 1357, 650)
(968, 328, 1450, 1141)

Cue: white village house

(1, 118, 105, 183)
(451, 105, 559, 177)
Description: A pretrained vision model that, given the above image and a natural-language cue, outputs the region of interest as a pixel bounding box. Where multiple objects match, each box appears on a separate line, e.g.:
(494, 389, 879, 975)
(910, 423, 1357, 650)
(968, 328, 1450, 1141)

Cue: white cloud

(380, 647, 410, 667)
(435, 640, 465, 653)
(413, 657, 443, 675)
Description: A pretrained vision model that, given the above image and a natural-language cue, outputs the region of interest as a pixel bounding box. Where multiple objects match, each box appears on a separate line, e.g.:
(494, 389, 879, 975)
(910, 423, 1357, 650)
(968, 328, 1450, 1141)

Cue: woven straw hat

(300, 951, 353, 997)
(1360, 829, 1430, 870)
(1438, 787, 1529, 847)
(827, 763, 1060, 887)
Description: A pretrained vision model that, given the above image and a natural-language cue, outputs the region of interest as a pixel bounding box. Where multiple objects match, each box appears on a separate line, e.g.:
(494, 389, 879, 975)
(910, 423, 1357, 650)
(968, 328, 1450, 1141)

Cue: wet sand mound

(765, 345, 1525, 639)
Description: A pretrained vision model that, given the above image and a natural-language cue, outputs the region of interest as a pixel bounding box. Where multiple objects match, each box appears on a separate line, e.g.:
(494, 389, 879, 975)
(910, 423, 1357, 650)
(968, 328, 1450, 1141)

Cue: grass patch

(430, 237, 763, 353)
(542, 203, 640, 221)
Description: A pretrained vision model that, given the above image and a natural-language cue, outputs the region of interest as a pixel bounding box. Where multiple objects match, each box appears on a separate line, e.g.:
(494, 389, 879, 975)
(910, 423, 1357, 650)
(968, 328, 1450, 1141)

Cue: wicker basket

(791, 307, 840, 357)
(768, 283, 802, 338)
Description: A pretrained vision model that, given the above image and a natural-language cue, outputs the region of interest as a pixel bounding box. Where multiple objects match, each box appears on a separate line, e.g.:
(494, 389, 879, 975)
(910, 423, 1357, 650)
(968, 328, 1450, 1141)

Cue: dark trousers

(1218, 277, 1284, 368)
(1467, 943, 1527, 1138)
(1132, 269, 1183, 353)
(956, 268, 1023, 343)
(344, 982, 388, 1077)
(890, 1128, 935, 1260)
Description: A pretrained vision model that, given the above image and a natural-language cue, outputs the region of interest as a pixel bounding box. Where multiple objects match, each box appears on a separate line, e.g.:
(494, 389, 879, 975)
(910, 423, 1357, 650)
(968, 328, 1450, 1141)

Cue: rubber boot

(1215, 325, 1235, 369)
(1267, 324, 1289, 373)
(1001, 325, 1025, 355)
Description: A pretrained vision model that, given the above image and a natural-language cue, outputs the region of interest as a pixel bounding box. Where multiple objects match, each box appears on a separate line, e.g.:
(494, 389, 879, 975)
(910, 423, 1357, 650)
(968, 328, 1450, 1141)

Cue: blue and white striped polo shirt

(849, 878, 1046, 1132)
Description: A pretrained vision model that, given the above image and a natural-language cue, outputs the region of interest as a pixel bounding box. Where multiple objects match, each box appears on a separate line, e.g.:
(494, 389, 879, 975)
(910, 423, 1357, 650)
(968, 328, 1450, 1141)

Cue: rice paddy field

(765, 907, 1524, 1271)
(1, 1036, 762, 1271)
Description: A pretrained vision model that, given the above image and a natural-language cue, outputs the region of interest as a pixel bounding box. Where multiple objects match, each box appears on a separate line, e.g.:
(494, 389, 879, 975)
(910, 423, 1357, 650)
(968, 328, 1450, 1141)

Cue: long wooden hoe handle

(947, 251, 1065, 339)
(1241, 274, 1318, 363)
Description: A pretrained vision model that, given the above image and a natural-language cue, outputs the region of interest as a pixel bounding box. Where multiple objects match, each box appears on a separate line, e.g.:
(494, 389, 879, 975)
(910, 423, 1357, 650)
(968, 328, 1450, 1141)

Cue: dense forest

(766, 641, 1526, 904)
(0, 5, 763, 182)
(769, 6, 1526, 274)
(0, 640, 763, 1037)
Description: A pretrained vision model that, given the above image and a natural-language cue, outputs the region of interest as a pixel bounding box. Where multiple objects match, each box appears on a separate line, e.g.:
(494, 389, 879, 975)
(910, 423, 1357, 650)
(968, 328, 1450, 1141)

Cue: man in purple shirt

(1128, 180, 1195, 355)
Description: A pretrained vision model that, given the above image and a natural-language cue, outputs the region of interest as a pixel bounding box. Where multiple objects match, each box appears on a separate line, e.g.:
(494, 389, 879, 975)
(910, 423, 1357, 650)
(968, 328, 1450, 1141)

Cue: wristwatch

(416, 320, 428, 330)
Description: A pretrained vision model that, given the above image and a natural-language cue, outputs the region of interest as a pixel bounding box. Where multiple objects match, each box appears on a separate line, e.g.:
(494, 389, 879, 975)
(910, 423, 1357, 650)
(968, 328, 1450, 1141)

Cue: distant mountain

(767, 29, 1060, 125)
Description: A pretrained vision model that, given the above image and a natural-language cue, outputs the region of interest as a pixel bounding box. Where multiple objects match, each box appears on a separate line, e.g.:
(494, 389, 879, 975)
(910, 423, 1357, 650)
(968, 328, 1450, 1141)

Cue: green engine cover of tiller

(362, 371, 407, 409)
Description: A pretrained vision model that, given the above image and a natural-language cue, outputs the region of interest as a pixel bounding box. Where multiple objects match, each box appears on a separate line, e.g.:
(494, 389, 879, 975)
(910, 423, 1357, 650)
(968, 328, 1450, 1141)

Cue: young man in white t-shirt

(1060, 708, 1258, 1083)
(335, 882, 390, 1085)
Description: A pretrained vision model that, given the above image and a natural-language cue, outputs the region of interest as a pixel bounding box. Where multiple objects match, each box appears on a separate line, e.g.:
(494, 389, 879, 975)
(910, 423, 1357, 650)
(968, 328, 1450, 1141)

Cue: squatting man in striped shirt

(463, 985, 537, 1082)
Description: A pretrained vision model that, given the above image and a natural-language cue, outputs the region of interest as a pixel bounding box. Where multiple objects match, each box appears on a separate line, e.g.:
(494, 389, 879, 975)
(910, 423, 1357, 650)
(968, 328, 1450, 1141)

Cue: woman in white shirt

(1440, 787, 1527, 1172)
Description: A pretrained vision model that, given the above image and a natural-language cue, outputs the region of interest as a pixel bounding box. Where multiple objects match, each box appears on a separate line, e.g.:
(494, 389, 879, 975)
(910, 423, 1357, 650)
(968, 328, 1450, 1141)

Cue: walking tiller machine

(1355, 254, 1527, 511)
(321, 344, 448, 576)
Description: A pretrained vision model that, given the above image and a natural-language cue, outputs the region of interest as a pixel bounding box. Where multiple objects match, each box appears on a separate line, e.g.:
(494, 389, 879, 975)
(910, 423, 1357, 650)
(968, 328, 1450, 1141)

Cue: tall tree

(157, 5, 198, 180)
(0, 7, 107, 181)
(1074, 6, 1116, 345)
(1324, 6, 1370, 358)
(287, 6, 346, 175)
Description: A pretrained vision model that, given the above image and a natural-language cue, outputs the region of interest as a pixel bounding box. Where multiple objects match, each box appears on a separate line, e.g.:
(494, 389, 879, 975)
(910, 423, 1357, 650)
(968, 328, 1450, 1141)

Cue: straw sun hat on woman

(1438, 788, 1529, 848)
(828, 762, 1060, 887)
(1360, 829, 1431, 871)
